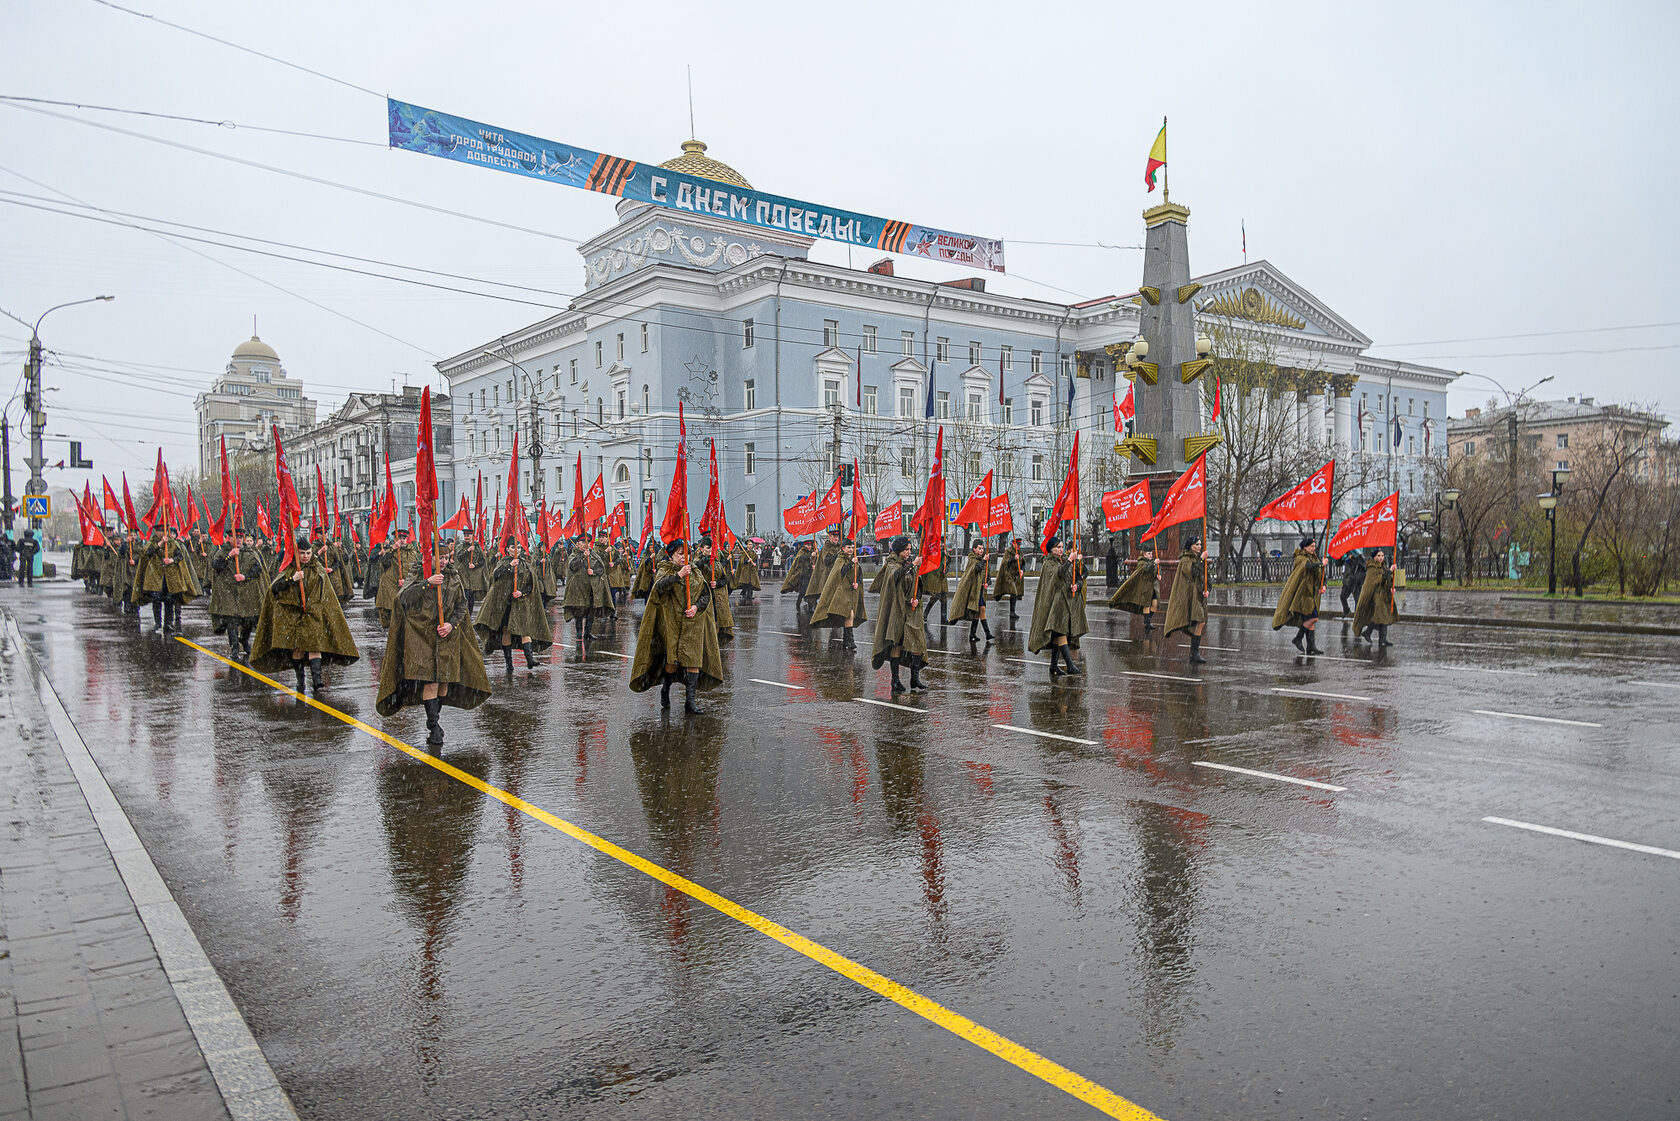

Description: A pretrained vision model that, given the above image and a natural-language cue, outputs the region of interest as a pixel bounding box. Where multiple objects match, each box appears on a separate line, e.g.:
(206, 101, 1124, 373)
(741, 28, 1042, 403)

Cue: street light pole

(1538, 466, 1568, 596)
(484, 348, 544, 509)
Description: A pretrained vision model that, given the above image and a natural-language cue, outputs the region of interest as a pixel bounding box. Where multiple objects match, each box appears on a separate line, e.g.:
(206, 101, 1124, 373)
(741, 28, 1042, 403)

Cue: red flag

(1141, 453, 1207, 542)
(233, 478, 243, 536)
(1041, 432, 1080, 552)
(715, 508, 737, 553)
(184, 483, 198, 528)
(659, 402, 689, 544)
(583, 473, 607, 529)
(698, 440, 723, 535)
(1115, 383, 1135, 429)
(1327, 492, 1399, 560)
(1256, 460, 1336, 523)
(916, 427, 946, 576)
(607, 501, 629, 543)
(985, 492, 1013, 536)
(783, 492, 817, 536)
(217, 435, 232, 511)
(1103, 480, 1153, 531)
(849, 459, 867, 540)
(500, 432, 521, 554)
(1210, 377, 1222, 424)
(103, 476, 121, 518)
(257, 503, 272, 540)
(369, 453, 396, 547)
(953, 471, 993, 527)
(121, 474, 140, 533)
(332, 483, 341, 539)
(812, 475, 845, 531)
(440, 496, 471, 532)
(416, 386, 438, 576)
(474, 472, 486, 547)
(872, 500, 903, 540)
(273, 425, 303, 574)
(315, 465, 329, 537)
(491, 495, 501, 550)
(638, 493, 656, 554)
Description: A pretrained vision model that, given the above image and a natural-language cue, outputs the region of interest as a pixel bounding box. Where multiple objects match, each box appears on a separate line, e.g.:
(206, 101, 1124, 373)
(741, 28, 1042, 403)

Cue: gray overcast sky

(3, 0, 1676, 494)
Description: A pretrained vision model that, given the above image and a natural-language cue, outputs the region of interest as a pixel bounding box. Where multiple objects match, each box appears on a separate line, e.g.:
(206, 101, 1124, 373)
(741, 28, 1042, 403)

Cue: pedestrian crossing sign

(24, 495, 49, 518)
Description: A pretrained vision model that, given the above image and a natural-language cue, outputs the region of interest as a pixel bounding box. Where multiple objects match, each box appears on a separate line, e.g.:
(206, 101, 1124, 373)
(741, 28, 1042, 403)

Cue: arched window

(613, 463, 630, 485)
(596, 399, 604, 426)
(641, 384, 650, 413)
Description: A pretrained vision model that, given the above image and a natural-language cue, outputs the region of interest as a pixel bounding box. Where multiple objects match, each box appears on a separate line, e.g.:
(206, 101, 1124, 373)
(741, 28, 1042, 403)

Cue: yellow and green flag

(1145, 121, 1167, 192)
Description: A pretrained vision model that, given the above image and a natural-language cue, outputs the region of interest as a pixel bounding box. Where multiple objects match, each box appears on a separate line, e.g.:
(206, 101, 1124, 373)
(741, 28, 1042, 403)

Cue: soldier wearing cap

(377, 536, 491, 747)
(871, 535, 928, 693)
(250, 536, 360, 694)
(1272, 536, 1325, 655)
(629, 538, 724, 714)
(810, 536, 867, 651)
(1163, 534, 1210, 664)
(1027, 535, 1080, 677)
(1108, 541, 1160, 632)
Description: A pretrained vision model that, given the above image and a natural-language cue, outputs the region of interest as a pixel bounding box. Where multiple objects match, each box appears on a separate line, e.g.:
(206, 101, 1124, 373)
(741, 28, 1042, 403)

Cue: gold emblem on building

(1203, 286, 1306, 330)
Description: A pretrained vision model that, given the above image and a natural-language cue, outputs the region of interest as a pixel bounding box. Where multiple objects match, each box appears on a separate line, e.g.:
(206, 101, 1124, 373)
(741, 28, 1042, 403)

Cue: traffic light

(841, 463, 854, 487)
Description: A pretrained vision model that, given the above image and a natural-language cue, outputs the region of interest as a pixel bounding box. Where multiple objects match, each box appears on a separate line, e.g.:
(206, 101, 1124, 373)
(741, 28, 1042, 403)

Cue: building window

(596, 399, 604, 426)
(937, 391, 950, 419)
(571, 409, 580, 436)
(507, 379, 514, 402)
(1001, 345, 1013, 372)
(900, 448, 916, 480)
(1031, 454, 1044, 482)
(743, 318, 755, 348)
(641, 385, 650, 413)
(744, 379, 756, 410)
(615, 333, 625, 362)
(967, 451, 982, 477)
(863, 385, 878, 415)
(964, 341, 978, 367)
(1003, 398, 1014, 425)
(824, 379, 841, 407)
(1001, 451, 1016, 477)
(744, 443, 756, 475)
(967, 392, 981, 422)
(617, 391, 626, 419)
(492, 385, 500, 407)
(1060, 354, 1071, 377)
(1466, 441, 1476, 456)
(570, 359, 579, 385)
(823, 319, 839, 347)
(1423, 400, 1430, 418)
(1093, 362, 1105, 382)
(641, 323, 649, 353)
(1557, 459, 1570, 470)
(744, 504, 756, 535)
(495, 429, 502, 452)
(595, 341, 603, 367)
(1377, 393, 1385, 412)
(898, 386, 915, 418)
(901, 330, 915, 358)
(1557, 433, 1569, 449)
(1030, 398, 1044, 427)
(1031, 350, 1043, 374)
(1407, 436, 1415, 455)
(863, 325, 878, 354)
(935, 337, 949, 363)
(1408, 397, 1415, 416)
(864, 444, 879, 476)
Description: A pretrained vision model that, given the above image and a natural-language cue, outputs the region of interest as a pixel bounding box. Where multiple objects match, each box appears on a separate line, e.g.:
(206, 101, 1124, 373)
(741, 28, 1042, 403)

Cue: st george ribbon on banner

(388, 99, 1006, 273)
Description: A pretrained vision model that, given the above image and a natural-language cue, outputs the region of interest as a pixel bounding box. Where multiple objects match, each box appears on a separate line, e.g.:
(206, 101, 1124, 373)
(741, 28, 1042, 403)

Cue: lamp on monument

(1123, 337, 1148, 370)
(1195, 333, 1212, 359)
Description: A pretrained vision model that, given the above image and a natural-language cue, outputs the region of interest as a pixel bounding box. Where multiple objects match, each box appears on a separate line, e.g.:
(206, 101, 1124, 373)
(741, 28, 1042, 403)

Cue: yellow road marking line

(174, 637, 1162, 1119)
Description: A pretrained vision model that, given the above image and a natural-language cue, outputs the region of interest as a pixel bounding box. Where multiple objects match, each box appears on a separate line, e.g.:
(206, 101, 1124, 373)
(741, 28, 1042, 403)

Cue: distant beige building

(194, 334, 316, 479)
(1448, 396, 1669, 480)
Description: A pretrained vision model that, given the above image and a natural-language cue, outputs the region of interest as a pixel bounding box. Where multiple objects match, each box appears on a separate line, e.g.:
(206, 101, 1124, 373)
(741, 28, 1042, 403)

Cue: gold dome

(232, 334, 279, 361)
(657, 139, 751, 189)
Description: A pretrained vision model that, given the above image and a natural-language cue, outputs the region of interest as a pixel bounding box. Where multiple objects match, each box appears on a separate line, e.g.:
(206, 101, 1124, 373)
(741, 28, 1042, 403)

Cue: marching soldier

(250, 537, 361, 694)
(1338, 549, 1367, 619)
(375, 529, 421, 628)
(209, 529, 267, 661)
(185, 525, 214, 593)
(629, 539, 724, 714)
(1027, 536, 1080, 677)
(322, 531, 353, 601)
(810, 536, 866, 650)
(633, 540, 657, 600)
(1272, 537, 1325, 654)
(563, 532, 611, 651)
(1163, 535, 1210, 664)
(1066, 539, 1091, 672)
(780, 539, 815, 608)
(457, 534, 489, 618)
(992, 536, 1025, 623)
(704, 538, 735, 641)
(807, 528, 843, 616)
(733, 542, 761, 604)
(950, 539, 993, 646)
(1108, 542, 1160, 632)
(919, 540, 950, 625)
(476, 536, 553, 672)
(608, 540, 634, 606)
(376, 538, 492, 747)
(871, 535, 928, 693)
(1353, 548, 1399, 647)
(133, 522, 202, 634)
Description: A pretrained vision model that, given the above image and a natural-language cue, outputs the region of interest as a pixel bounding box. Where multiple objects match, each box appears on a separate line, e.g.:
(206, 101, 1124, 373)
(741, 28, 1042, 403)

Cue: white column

(1332, 376, 1356, 458)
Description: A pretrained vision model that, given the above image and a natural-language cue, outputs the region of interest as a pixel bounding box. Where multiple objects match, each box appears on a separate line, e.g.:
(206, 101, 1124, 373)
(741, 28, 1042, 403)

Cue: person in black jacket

(15, 529, 39, 587)
(0, 533, 13, 582)
(1339, 550, 1367, 617)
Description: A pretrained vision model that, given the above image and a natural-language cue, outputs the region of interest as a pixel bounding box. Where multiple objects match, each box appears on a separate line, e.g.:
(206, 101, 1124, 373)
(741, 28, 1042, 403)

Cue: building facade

(437, 140, 1460, 549)
(1448, 396, 1670, 480)
(283, 386, 454, 532)
(194, 335, 316, 480)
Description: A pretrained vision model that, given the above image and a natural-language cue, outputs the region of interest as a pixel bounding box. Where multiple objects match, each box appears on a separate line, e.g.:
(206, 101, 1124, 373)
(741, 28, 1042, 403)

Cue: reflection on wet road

(11, 583, 1680, 1120)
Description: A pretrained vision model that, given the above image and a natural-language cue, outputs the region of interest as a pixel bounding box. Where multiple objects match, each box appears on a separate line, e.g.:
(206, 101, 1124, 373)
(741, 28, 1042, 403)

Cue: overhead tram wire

(0, 96, 382, 147)
(0, 163, 439, 359)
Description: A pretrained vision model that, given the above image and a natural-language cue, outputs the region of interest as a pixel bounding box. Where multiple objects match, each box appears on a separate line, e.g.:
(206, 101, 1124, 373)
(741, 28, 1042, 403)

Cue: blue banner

(388, 99, 1006, 273)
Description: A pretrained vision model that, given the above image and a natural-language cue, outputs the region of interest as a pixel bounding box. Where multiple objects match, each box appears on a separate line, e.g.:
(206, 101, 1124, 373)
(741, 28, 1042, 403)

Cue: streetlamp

(0, 296, 116, 536)
(482, 348, 545, 508)
(1421, 487, 1461, 585)
(1538, 465, 1569, 596)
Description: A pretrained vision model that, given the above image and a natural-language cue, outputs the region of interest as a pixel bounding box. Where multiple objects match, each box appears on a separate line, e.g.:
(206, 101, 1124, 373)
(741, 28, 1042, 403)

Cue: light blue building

(437, 139, 1455, 551)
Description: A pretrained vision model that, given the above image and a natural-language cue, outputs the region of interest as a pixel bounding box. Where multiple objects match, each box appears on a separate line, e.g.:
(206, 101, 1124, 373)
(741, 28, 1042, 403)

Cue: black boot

(981, 619, 993, 642)
(1062, 645, 1082, 675)
(502, 644, 515, 674)
(923, 598, 936, 620)
(522, 640, 537, 669)
(1143, 612, 1154, 633)
(1377, 625, 1391, 648)
(152, 600, 164, 632)
(1189, 635, 1207, 665)
(1048, 645, 1063, 677)
(1291, 627, 1305, 651)
(683, 670, 704, 714)
(969, 619, 979, 644)
(1010, 598, 1019, 623)
(890, 657, 906, 694)
(424, 697, 444, 747)
(293, 658, 306, 693)
(575, 617, 588, 656)
(1306, 629, 1322, 655)
(168, 599, 181, 632)
(660, 671, 673, 710)
(843, 627, 856, 651)
(309, 657, 324, 693)
(939, 598, 948, 626)
(908, 656, 927, 692)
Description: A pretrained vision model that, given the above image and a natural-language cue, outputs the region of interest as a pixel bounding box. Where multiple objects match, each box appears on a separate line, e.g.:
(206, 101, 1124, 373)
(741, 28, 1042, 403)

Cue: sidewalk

(1206, 585, 1680, 635)
(0, 611, 296, 1120)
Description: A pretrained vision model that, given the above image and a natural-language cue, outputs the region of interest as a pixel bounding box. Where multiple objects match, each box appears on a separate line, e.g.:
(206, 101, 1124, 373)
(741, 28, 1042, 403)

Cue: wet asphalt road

(6, 578, 1679, 1121)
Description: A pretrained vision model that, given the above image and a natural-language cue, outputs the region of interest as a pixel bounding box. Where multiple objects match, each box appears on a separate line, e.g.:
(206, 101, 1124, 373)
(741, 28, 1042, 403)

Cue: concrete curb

(1202, 602, 1680, 638)
(4, 614, 300, 1121)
